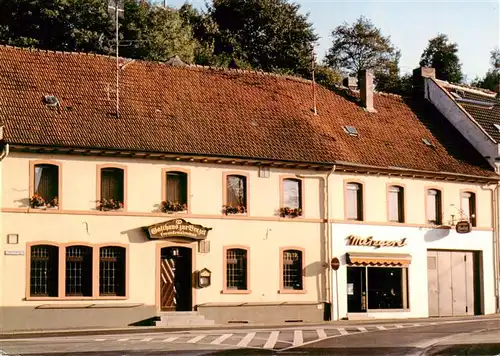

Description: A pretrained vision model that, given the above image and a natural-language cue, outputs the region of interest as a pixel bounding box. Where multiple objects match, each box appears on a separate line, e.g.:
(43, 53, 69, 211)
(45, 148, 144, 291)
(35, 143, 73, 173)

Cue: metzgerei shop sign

(347, 235, 407, 248)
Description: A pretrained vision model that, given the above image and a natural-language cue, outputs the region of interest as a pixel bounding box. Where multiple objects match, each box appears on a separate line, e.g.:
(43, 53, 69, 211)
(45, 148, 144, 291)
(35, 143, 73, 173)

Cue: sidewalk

(1, 314, 499, 340)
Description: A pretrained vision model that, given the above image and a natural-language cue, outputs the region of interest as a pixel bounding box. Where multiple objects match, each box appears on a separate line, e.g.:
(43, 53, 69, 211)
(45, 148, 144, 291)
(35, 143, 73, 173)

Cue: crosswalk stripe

(162, 336, 179, 342)
(358, 327, 367, 332)
(95, 339, 106, 341)
(263, 331, 280, 349)
(211, 334, 233, 345)
(376, 326, 386, 330)
(316, 329, 327, 339)
(412, 323, 421, 327)
(395, 324, 404, 328)
(293, 330, 303, 346)
(117, 338, 129, 342)
(338, 328, 349, 335)
(237, 332, 256, 347)
(187, 335, 206, 344)
(140, 337, 153, 342)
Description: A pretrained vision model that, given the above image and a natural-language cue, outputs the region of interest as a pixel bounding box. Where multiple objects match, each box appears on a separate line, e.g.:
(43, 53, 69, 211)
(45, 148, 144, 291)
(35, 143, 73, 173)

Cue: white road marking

(237, 332, 256, 347)
(395, 324, 404, 328)
(412, 323, 421, 327)
(316, 329, 327, 339)
(263, 331, 280, 349)
(376, 326, 386, 330)
(187, 335, 206, 344)
(358, 327, 367, 332)
(95, 338, 106, 341)
(139, 337, 153, 342)
(338, 328, 349, 335)
(293, 330, 303, 346)
(162, 336, 179, 342)
(117, 338, 129, 342)
(211, 334, 233, 345)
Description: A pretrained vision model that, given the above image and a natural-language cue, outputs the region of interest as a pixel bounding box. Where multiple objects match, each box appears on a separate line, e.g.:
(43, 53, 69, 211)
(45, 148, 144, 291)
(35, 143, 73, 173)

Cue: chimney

(343, 77, 358, 90)
(412, 67, 436, 97)
(359, 69, 375, 112)
(496, 83, 500, 98)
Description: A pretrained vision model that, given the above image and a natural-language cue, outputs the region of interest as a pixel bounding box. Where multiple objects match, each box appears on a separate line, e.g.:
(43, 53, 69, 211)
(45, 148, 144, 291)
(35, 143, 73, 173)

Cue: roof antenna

(108, 0, 124, 118)
(311, 47, 318, 115)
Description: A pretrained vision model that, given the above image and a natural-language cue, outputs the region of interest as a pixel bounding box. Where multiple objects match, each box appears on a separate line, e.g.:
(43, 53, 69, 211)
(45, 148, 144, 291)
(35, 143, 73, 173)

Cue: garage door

(427, 250, 475, 317)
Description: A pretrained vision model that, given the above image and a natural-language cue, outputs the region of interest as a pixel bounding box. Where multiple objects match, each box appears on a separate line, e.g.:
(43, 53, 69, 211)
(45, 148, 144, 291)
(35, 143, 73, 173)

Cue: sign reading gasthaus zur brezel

(145, 219, 212, 240)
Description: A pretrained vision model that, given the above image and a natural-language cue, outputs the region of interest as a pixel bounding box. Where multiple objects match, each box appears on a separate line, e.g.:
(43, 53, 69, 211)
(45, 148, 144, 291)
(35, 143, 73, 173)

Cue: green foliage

(471, 48, 500, 93)
(208, 0, 318, 75)
(325, 16, 396, 75)
(419, 33, 463, 83)
(312, 65, 343, 88)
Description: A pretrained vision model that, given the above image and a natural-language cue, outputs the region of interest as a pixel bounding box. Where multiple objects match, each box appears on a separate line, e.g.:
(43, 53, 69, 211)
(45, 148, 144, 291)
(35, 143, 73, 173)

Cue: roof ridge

(0, 44, 114, 59)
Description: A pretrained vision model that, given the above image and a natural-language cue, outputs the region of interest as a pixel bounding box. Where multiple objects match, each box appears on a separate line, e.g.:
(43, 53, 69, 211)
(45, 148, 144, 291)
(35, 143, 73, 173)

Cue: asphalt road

(1, 318, 499, 356)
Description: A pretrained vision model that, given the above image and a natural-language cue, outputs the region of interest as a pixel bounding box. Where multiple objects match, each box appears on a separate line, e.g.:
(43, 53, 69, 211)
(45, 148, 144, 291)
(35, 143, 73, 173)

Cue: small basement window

(344, 126, 359, 137)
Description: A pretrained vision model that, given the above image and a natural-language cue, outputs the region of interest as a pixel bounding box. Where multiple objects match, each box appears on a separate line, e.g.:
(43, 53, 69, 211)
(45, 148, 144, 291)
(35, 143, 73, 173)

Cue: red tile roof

(0, 45, 496, 177)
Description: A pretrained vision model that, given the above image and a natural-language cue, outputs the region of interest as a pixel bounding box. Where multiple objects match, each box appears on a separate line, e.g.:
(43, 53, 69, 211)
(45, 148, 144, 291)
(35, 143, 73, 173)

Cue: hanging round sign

(455, 220, 471, 234)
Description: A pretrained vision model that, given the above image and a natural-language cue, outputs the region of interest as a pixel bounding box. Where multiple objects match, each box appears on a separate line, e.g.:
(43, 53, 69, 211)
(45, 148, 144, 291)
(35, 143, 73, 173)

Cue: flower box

(223, 205, 246, 215)
(29, 194, 58, 209)
(97, 198, 123, 211)
(279, 207, 302, 218)
(161, 201, 187, 213)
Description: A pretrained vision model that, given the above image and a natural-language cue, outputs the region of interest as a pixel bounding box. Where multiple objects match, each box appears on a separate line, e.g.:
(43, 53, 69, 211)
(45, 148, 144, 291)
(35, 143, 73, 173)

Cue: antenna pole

(115, 0, 120, 118)
(311, 48, 317, 115)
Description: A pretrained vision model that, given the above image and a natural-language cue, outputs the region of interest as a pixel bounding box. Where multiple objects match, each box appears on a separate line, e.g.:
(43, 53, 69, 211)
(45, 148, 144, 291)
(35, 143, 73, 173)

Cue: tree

(207, 0, 318, 75)
(0, 0, 111, 53)
(120, 1, 196, 63)
(419, 33, 463, 83)
(325, 16, 397, 76)
(472, 48, 500, 92)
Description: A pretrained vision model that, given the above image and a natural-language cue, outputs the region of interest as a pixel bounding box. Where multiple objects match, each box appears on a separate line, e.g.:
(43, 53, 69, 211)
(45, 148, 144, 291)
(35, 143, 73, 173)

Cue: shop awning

(346, 252, 412, 267)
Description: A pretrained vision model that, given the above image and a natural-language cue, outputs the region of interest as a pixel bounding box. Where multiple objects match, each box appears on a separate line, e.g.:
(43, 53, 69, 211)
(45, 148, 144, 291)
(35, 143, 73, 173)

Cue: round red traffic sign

(330, 257, 340, 270)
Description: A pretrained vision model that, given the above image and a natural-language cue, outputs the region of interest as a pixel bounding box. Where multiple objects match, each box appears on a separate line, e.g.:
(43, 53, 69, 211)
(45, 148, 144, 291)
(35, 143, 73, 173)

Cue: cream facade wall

(0, 153, 326, 310)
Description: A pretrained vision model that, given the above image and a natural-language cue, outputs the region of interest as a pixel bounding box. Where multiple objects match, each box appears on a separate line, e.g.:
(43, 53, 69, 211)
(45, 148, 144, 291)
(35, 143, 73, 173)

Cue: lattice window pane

(30, 245, 59, 297)
(65, 246, 93, 296)
(283, 250, 303, 290)
(226, 248, 247, 290)
(100, 246, 126, 296)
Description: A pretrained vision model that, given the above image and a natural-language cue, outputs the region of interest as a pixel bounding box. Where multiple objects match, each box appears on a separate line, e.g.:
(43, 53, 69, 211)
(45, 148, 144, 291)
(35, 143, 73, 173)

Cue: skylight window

(43, 95, 59, 106)
(494, 124, 500, 132)
(422, 138, 433, 147)
(343, 125, 358, 137)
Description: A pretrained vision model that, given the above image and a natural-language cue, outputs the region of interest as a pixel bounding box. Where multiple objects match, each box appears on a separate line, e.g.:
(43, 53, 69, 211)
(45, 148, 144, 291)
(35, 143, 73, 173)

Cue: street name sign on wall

(144, 219, 212, 240)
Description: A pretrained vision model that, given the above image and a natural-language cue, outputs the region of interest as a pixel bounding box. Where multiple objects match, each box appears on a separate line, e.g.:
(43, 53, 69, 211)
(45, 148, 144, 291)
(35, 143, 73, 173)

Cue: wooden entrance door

(160, 247, 192, 311)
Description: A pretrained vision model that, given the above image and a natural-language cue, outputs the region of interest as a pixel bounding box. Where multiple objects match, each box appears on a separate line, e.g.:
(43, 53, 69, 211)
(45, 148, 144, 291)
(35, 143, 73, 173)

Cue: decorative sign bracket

(144, 219, 212, 240)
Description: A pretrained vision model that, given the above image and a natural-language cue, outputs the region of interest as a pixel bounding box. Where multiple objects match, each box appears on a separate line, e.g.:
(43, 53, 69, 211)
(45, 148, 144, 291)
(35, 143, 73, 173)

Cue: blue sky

(162, 0, 499, 82)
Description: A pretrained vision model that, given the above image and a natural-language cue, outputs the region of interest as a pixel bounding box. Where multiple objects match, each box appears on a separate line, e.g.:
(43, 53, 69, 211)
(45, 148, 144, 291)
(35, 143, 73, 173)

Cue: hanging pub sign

(455, 220, 472, 234)
(144, 219, 212, 240)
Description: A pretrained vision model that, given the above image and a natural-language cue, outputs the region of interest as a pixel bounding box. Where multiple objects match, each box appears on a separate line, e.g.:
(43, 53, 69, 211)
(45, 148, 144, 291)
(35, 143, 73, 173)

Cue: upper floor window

(99, 167, 124, 211)
(225, 248, 248, 290)
(461, 191, 477, 227)
(65, 245, 93, 297)
(30, 245, 59, 297)
(427, 189, 442, 225)
(346, 182, 363, 221)
(31, 164, 59, 209)
(281, 178, 302, 218)
(100, 246, 126, 297)
(224, 175, 247, 214)
(282, 249, 303, 291)
(162, 171, 188, 213)
(388, 185, 405, 223)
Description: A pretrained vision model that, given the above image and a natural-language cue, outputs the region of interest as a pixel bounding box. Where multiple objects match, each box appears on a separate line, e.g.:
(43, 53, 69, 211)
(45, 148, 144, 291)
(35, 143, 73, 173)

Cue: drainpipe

(0, 143, 9, 162)
(481, 182, 500, 314)
(296, 164, 336, 320)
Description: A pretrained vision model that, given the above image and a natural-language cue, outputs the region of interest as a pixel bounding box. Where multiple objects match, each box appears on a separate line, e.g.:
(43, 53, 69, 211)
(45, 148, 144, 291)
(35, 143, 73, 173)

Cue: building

(0, 46, 498, 331)
(419, 68, 500, 315)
